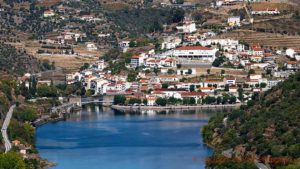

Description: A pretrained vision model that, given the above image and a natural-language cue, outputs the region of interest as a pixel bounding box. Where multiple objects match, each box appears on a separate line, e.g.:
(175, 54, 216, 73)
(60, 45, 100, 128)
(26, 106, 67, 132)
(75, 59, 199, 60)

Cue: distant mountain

(202, 71, 300, 168)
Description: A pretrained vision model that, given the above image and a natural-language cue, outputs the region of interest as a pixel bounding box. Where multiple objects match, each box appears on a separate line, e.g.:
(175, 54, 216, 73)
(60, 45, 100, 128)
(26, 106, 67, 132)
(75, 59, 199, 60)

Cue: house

(119, 40, 131, 48)
(229, 87, 238, 93)
(161, 36, 182, 50)
(252, 47, 264, 56)
(176, 20, 196, 33)
(92, 60, 106, 70)
(227, 16, 241, 27)
(173, 46, 217, 63)
(130, 56, 144, 68)
(251, 8, 280, 15)
(152, 88, 187, 99)
(249, 74, 262, 81)
(286, 48, 295, 58)
(158, 75, 179, 83)
(199, 87, 215, 93)
(180, 92, 206, 104)
(146, 95, 157, 106)
(204, 79, 225, 88)
(224, 77, 236, 85)
(43, 10, 55, 17)
(86, 43, 97, 51)
(285, 61, 298, 70)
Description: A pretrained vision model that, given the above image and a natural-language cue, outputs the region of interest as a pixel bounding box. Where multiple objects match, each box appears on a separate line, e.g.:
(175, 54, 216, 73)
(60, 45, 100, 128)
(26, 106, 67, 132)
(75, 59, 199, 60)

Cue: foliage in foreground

(202, 71, 300, 168)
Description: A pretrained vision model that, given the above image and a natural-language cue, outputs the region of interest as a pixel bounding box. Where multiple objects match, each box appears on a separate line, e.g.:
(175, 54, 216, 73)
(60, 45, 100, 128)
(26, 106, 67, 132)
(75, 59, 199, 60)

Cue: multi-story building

(172, 46, 217, 63)
(130, 56, 144, 68)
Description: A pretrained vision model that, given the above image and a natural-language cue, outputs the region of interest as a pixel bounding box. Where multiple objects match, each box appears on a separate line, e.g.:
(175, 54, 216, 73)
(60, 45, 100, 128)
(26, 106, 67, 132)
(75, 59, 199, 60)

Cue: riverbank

(111, 104, 241, 111)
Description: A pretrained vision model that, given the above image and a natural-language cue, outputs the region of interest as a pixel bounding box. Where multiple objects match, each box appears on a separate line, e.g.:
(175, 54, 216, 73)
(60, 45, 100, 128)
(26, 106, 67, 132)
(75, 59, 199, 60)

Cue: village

(16, 0, 300, 108)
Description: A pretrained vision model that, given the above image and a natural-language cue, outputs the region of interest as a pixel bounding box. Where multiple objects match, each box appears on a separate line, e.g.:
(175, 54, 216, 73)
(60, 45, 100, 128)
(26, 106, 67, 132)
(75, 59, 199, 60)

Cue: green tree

(127, 72, 137, 82)
(143, 99, 148, 105)
(156, 97, 167, 106)
(129, 41, 136, 47)
(114, 95, 126, 105)
(128, 98, 142, 105)
(190, 85, 195, 92)
(37, 84, 57, 97)
(221, 69, 225, 75)
(162, 83, 169, 89)
(207, 69, 211, 75)
(0, 152, 26, 169)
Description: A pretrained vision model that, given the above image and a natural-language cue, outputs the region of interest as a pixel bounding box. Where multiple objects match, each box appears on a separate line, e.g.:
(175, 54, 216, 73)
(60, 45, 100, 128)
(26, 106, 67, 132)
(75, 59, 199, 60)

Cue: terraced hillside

(218, 30, 300, 51)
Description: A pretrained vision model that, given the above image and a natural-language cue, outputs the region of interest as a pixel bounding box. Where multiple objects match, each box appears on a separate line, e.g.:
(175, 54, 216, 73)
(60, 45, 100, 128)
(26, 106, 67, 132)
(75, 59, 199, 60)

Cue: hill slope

(202, 71, 300, 168)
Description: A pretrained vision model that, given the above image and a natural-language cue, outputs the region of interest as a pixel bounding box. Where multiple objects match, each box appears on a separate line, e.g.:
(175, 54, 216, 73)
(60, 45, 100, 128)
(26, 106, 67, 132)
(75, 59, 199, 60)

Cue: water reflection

(70, 104, 221, 122)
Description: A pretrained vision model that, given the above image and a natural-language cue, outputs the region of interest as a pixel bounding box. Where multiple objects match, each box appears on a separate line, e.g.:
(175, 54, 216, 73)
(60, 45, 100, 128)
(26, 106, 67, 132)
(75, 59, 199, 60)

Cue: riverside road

(1, 104, 16, 153)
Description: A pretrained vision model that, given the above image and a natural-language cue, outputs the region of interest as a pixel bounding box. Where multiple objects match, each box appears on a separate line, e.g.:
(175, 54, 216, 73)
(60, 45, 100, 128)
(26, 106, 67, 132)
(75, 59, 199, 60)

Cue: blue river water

(36, 107, 214, 169)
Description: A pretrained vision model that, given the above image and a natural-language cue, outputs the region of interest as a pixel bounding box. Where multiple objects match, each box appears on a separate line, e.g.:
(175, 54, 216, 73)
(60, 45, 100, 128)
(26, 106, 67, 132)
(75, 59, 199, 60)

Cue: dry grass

(218, 29, 300, 50)
(250, 2, 298, 12)
(37, 55, 98, 73)
(36, 0, 62, 7)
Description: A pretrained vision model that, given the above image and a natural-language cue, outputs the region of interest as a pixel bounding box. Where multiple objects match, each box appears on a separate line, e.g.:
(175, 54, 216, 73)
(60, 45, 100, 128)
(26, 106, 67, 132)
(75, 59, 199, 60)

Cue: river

(36, 106, 217, 169)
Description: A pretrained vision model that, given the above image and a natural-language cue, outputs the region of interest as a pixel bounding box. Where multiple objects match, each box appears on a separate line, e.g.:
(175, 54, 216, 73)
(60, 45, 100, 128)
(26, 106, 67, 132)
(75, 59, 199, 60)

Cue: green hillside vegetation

(106, 7, 184, 37)
(0, 43, 40, 75)
(202, 71, 300, 168)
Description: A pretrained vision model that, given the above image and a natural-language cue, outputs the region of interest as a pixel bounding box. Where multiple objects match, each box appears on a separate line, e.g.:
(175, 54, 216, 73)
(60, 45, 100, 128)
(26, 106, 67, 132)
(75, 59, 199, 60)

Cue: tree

(224, 84, 229, 91)
(203, 96, 216, 104)
(127, 72, 137, 82)
(129, 41, 136, 47)
(189, 97, 196, 105)
(212, 56, 225, 67)
(190, 85, 195, 92)
(238, 87, 244, 102)
(187, 69, 192, 74)
(221, 69, 225, 75)
(156, 97, 167, 106)
(162, 83, 169, 89)
(229, 96, 237, 104)
(248, 69, 255, 76)
(171, 8, 185, 23)
(260, 83, 267, 88)
(37, 84, 57, 97)
(176, 64, 182, 69)
(80, 63, 90, 70)
(129, 98, 141, 105)
(167, 69, 175, 74)
(207, 69, 211, 75)
(153, 67, 160, 75)
(114, 95, 126, 105)
(0, 152, 26, 169)
(143, 99, 148, 105)
(168, 97, 177, 105)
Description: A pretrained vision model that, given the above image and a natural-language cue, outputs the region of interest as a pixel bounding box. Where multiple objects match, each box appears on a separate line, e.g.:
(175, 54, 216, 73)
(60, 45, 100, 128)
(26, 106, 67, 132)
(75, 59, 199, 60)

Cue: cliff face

(202, 71, 300, 167)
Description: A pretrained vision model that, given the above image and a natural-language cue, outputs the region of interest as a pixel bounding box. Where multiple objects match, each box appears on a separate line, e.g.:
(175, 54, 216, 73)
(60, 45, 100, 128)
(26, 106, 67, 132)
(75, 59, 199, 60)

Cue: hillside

(0, 43, 40, 75)
(202, 71, 300, 168)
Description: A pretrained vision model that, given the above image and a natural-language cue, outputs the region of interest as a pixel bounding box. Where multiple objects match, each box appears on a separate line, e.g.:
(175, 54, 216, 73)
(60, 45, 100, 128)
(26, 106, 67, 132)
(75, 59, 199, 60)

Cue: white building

(251, 8, 280, 15)
(176, 21, 197, 33)
(173, 46, 217, 63)
(93, 60, 106, 70)
(43, 10, 55, 17)
(161, 36, 182, 50)
(86, 43, 97, 51)
(227, 16, 241, 27)
(130, 56, 144, 68)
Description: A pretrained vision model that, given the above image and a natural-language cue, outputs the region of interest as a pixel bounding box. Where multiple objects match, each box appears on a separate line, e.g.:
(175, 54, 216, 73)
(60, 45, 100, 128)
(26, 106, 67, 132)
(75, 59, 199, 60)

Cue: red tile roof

(132, 55, 141, 59)
(175, 46, 212, 51)
(181, 92, 206, 97)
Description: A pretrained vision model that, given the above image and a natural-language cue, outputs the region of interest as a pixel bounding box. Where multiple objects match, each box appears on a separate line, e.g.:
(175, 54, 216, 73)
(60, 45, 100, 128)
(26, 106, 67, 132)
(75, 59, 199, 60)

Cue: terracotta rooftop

(175, 46, 212, 51)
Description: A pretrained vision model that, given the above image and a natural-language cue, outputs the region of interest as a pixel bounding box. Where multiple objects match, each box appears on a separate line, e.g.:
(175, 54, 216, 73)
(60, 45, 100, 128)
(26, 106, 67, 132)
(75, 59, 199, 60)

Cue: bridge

(51, 95, 114, 115)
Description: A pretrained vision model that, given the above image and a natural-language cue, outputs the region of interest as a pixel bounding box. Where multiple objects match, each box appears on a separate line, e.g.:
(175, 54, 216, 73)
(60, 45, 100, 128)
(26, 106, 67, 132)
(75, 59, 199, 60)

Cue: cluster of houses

(35, 1, 298, 107)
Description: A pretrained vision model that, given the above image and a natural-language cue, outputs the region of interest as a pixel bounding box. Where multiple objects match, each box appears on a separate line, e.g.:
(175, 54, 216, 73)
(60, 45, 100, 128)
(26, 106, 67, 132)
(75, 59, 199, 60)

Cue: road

(254, 160, 271, 169)
(1, 104, 16, 153)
